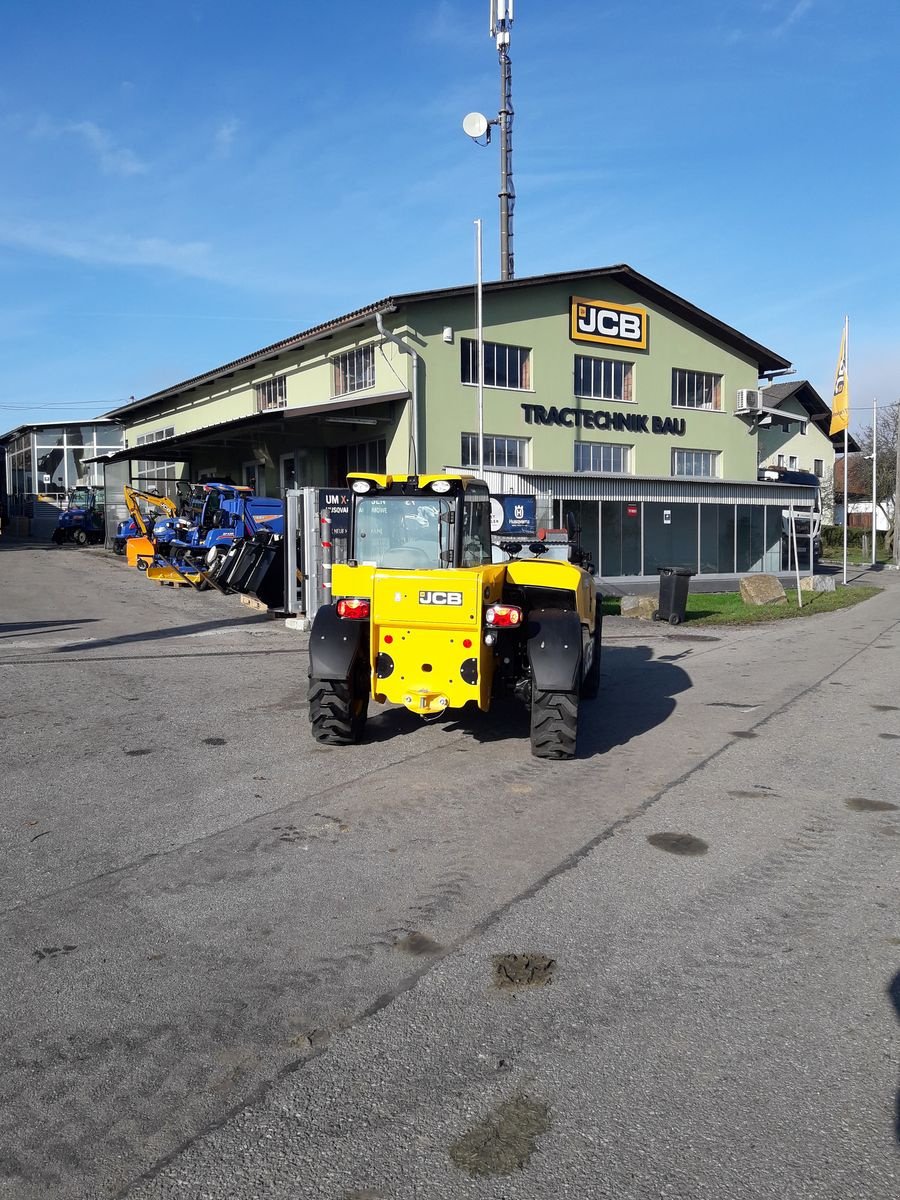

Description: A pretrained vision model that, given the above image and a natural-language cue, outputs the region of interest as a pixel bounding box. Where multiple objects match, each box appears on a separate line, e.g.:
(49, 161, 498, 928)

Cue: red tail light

(336, 597, 370, 620)
(485, 603, 523, 628)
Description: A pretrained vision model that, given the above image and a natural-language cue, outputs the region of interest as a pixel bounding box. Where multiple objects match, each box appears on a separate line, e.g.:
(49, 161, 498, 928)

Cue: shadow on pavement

(54, 615, 273, 653)
(434, 644, 691, 758)
(0, 619, 100, 638)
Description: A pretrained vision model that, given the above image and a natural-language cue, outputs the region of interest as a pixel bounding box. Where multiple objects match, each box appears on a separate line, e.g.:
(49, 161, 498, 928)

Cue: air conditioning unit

(736, 388, 762, 410)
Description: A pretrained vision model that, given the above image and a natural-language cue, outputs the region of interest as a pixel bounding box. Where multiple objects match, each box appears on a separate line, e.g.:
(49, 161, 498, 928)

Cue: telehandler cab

(307, 473, 601, 759)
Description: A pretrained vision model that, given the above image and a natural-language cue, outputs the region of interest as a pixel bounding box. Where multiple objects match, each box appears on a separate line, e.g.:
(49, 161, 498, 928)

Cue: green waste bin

(654, 566, 693, 625)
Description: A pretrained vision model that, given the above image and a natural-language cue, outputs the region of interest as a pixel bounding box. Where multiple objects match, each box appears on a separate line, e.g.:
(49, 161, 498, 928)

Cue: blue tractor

(145, 483, 283, 585)
(51, 486, 106, 546)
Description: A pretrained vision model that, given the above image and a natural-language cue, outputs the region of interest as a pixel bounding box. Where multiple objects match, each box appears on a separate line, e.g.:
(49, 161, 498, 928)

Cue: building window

(671, 369, 722, 411)
(672, 449, 720, 478)
(461, 433, 529, 470)
(256, 376, 287, 412)
(135, 460, 177, 482)
(135, 427, 175, 446)
(574, 442, 632, 474)
(574, 355, 633, 402)
(345, 438, 386, 474)
(333, 346, 375, 397)
(814, 458, 824, 477)
(777, 454, 785, 467)
(460, 338, 531, 390)
(789, 455, 798, 470)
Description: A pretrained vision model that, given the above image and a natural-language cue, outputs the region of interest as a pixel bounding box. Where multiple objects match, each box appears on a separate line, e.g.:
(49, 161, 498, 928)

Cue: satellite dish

(462, 111, 489, 139)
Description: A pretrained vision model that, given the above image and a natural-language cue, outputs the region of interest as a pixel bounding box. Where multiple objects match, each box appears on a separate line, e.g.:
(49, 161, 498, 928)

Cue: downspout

(375, 311, 419, 474)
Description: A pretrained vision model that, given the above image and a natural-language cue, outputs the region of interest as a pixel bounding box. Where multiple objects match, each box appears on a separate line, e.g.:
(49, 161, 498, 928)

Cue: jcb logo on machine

(419, 590, 463, 606)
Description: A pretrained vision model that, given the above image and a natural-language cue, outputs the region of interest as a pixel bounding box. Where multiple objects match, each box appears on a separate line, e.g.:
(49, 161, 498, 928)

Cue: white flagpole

(871, 395, 877, 566)
(475, 218, 484, 477)
(842, 315, 849, 586)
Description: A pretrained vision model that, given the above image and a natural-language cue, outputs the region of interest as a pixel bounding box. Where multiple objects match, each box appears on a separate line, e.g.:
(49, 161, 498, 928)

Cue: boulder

(620, 594, 659, 620)
(799, 574, 837, 593)
(740, 574, 787, 606)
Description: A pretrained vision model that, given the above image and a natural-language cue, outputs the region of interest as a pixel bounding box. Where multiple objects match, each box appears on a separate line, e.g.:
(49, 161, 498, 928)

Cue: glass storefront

(643, 502, 698, 574)
(600, 501, 641, 576)
(6, 424, 124, 497)
(553, 498, 802, 577)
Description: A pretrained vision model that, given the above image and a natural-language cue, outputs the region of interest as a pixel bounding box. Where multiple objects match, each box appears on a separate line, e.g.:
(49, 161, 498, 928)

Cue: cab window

(461, 486, 492, 566)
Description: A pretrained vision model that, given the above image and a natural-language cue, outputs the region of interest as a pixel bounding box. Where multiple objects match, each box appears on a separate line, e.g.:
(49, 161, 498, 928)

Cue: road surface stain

(450, 1095, 550, 1176)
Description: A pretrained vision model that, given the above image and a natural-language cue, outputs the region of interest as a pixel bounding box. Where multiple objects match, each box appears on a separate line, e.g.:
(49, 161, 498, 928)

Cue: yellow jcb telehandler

(307, 473, 601, 759)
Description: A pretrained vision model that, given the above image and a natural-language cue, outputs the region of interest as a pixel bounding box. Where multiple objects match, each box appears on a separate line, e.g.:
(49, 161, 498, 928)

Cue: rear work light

(336, 597, 371, 620)
(485, 603, 523, 628)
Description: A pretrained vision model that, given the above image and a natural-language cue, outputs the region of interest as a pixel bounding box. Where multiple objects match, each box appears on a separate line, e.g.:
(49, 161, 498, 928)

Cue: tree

(856, 401, 899, 556)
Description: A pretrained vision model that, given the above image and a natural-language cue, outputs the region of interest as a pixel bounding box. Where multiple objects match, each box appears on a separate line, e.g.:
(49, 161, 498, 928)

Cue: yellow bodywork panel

(505, 557, 597, 626)
(126, 536, 155, 569)
(145, 562, 199, 587)
(333, 562, 507, 713)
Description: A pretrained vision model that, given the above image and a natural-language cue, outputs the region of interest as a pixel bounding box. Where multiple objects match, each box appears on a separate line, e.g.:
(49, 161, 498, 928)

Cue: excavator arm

(123, 486, 177, 537)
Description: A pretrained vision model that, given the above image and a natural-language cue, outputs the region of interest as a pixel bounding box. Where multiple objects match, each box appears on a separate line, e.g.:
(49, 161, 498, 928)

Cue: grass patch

(601, 585, 881, 626)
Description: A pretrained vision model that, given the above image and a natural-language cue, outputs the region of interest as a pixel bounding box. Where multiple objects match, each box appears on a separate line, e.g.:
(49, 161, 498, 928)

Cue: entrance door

(243, 461, 264, 494)
(280, 453, 297, 494)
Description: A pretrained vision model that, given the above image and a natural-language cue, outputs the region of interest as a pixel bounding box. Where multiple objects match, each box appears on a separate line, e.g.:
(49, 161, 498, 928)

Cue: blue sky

(1, 0, 897, 436)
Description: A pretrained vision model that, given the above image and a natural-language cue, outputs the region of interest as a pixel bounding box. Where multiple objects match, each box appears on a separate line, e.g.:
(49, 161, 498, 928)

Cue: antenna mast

(491, 0, 515, 280)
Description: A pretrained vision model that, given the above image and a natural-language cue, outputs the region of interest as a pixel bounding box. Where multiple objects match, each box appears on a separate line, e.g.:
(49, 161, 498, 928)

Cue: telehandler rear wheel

(309, 664, 369, 745)
(530, 687, 579, 759)
(580, 623, 602, 700)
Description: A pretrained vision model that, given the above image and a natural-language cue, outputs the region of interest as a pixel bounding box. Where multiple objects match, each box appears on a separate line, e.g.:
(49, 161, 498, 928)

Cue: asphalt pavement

(0, 540, 897, 1200)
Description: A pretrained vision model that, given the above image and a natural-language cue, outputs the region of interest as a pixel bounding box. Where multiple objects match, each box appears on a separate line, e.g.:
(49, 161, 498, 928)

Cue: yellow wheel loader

(307, 474, 601, 759)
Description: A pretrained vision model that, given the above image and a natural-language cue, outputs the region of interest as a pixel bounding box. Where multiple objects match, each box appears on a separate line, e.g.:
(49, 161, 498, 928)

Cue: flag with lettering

(829, 323, 849, 435)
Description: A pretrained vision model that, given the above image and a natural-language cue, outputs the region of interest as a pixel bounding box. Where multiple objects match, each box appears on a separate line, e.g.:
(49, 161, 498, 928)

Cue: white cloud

(65, 120, 148, 176)
(214, 118, 241, 156)
(0, 218, 218, 279)
(418, 0, 471, 46)
(773, 0, 815, 36)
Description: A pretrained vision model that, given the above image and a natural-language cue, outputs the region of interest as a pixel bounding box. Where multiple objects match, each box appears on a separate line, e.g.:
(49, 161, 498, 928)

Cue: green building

(103, 264, 843, 578)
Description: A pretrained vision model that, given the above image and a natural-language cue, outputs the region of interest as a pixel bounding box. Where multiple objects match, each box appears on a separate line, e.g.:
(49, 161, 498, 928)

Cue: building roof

(0, 418, 120, 445)
(104, 264, 792, 419)
(759, 380, 861, 452)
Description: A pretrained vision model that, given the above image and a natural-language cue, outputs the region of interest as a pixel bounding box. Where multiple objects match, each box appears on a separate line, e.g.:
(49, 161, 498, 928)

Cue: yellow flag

(829, 323, 849, 435)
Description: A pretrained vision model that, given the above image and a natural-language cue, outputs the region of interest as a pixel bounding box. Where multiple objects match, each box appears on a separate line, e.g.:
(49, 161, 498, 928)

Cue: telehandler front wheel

(309, 666, 369, 746)
(530, 687, 579, 760)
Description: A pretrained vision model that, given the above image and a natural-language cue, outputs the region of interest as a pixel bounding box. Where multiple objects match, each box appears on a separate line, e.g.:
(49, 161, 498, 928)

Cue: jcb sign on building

(570, 296, 648, 350)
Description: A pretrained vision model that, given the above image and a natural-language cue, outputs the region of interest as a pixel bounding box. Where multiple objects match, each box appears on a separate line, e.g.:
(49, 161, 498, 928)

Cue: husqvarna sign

(570, 296, 648, 350)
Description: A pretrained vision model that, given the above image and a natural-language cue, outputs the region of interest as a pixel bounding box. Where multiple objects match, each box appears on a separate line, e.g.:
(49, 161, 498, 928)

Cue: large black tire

(580, 619, 602, 700)
(309, 666, 369, 746)
(530, 687, 579, 759)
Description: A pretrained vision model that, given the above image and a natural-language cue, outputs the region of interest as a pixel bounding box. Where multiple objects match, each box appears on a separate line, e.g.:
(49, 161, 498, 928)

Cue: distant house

(752, 380, 859, 522)
(833, 454, 892, 531)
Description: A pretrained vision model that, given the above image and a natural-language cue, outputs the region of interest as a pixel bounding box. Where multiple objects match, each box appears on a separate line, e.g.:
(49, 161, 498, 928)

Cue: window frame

(671, 368, 723, 412)
(460, 433, 530, 470)
(813, 458, 824, 478)
(573, 354, 634, 403)
(256, 375, 288, 412)
(332, 345, 375, 398)
(671, 448, 721, 478)
(574, 442, 633, 474)
(460, 338, 532, 391)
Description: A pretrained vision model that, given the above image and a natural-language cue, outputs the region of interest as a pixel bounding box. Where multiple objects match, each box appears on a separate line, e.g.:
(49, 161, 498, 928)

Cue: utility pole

(492, 0, 515, 280)
(893, 408, 900, 566)
(462, 1, 516, 280)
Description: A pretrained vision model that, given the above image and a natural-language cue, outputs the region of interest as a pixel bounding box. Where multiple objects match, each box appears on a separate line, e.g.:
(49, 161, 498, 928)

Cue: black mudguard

(309, 604, 367, 681)
(526, 608, 584, 694)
